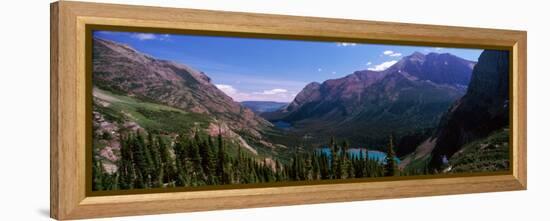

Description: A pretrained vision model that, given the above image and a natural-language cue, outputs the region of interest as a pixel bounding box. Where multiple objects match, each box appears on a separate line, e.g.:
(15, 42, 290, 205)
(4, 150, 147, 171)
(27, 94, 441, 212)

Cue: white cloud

(383, 50, 402, 57)
(213, 71, 307, 88)
(131, 33, 171, 41)
(94, 31, 118, 35)
(336, 42, 357, 47)
(423, 47, 446, 54)
(215, 84, 253, 101)
(132, 33, 156, 40)
(216, 84, 294, 102)
(367, 60, 398, 71)
(366, 62, 372, 66)
(318, 68, 323, 72)
(159, 34, 171, 41)
(215, 84, 238, 95)
(258, 88, 288, 95)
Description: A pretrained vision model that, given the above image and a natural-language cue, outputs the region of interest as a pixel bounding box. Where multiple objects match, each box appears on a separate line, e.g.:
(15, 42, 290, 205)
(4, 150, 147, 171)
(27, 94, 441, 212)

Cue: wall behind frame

(0, 0, 547, 220)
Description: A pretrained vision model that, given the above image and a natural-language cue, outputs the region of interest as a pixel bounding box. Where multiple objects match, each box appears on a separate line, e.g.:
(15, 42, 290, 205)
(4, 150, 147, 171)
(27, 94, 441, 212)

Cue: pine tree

(189, 132, 204, 185)
(207, 135, 218, 184)
(303, 154, 314, 180)
(105, 127, 414, 188)
(364, 150, 371, 177)
(355, 149, 365, 178)
(92, 160, 105, 191)
(175, 156, 188, 186)
(290, 151, 298, 180)
(173, 134, 189, 186)
(342, 140, 351, 179)
(320, 152, 330, 179)
(118, 134, 135, 189)
(335, 154, 342, 179)
(334, 140, 344, 179)
(147, 133, 164, 187)
(384, 135, 398, 177)
(235, 146, 243, 183)
(329, 136, 338, 179)
(274, 159, 282, 181)
(158, 136, 175, 186)
(311, 152, 320, 180)
(216, 129, 229, 184)
(131, 132, 148, 188)
(199, 136, 211, 177)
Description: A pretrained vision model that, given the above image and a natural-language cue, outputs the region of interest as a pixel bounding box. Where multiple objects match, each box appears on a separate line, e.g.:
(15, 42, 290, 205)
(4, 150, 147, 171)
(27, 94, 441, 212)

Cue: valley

(91, 36, 510, 191)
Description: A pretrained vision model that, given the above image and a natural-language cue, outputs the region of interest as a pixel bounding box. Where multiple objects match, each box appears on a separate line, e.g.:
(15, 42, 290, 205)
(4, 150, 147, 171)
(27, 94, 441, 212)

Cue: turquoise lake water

(318, 147, 400, 164)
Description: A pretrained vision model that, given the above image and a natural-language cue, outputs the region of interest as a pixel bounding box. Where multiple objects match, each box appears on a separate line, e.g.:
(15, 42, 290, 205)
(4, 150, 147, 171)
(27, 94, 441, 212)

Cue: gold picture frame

(50, 1, 527, 220)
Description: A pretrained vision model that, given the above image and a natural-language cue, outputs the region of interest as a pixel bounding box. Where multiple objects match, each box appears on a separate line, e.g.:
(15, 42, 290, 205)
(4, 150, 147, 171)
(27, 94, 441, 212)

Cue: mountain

(385, 52, 475, 86)
(266, 52, 475, 149)
(92, 38, 270, 140)
(426, 50, 510, 169)
(241, 101, 288, 113)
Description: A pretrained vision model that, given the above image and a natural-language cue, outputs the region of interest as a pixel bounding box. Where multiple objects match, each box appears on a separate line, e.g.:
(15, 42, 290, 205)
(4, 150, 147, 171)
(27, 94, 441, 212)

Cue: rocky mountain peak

(387, 51, 476, 86)
(263, 51, 474, 147)
(408, 51, 427, 61)
(93, 37, 271, 140)
(284, 82, 322, 112)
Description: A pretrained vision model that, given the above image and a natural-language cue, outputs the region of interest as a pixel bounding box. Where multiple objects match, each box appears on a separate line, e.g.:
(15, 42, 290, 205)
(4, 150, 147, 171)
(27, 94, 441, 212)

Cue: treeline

(283, 136, 398, 181)
(93, 131, 401, 191)
(93, 131, 281, 191)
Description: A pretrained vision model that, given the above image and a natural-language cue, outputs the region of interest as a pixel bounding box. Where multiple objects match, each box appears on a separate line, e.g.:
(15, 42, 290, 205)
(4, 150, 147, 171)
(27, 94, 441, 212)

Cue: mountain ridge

(92, 37, 271, 140)
(386, 52, 476, 86)
(264, 52, 476, 149)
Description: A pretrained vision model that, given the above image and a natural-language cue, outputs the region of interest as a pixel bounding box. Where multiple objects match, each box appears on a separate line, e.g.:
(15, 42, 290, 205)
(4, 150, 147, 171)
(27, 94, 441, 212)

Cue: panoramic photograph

(91, 30, 510, 191)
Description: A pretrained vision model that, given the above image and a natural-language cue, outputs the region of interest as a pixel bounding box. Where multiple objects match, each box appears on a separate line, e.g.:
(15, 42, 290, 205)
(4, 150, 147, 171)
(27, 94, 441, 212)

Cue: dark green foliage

(173, 133, 190, 186)
(395, 128, 433, 158)
(130, 132, 151, 188)
(118, 134, 135, 189)
(92, 160, 105, 191)
(135, 108, 210, 134)
(284, 137, 387, 182)
(92, 132, 396, 191)
(216, 131, 229, 184)
(384, 135, 398, 177)
(92, 159, 119, 191)
(319, 152, 330, 179)
(447, 129, 510, 173)
(330, 136, 338, 179)
(199, 135, 216, 184)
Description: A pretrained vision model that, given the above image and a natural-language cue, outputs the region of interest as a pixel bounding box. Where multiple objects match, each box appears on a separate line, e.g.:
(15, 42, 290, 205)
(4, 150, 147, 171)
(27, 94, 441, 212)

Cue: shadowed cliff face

(428, 50, 510, 169)
(92, 38, 270, 138)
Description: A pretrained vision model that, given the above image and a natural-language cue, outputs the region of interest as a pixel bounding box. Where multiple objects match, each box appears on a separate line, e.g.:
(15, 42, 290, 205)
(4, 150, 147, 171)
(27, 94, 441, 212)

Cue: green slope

(93, 87, 285, 162)
(447, 129, 510, 173)
(93, 87, 211, 134)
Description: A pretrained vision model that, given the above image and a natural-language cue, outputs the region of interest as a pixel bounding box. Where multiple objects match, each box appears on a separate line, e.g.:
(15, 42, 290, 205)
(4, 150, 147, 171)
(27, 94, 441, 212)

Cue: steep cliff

(428, 50, 510, 169)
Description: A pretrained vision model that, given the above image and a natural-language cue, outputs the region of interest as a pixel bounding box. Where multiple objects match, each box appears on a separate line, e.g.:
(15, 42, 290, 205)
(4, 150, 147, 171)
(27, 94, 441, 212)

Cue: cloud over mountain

(368, 60, 398, 71)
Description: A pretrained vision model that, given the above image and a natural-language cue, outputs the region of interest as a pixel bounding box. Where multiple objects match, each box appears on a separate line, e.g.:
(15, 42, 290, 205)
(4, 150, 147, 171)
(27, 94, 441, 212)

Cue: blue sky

(94, 31, 483, 102)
